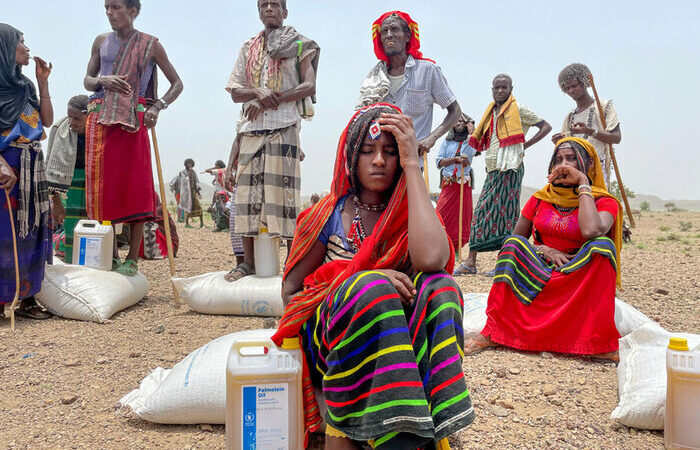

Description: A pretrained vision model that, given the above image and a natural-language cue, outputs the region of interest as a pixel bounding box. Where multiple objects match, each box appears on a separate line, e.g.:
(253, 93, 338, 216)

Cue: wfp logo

(253, 300, 270, 315)
(244, 411, 255, 425)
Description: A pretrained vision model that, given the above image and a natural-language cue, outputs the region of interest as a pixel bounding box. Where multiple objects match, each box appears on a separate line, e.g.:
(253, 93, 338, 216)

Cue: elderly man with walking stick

(223, 0, 319, 282)
(435, 113, 477, 275)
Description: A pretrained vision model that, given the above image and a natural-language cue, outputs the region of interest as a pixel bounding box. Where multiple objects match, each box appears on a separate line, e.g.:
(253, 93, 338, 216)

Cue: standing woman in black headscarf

(0, 23, 54, 320)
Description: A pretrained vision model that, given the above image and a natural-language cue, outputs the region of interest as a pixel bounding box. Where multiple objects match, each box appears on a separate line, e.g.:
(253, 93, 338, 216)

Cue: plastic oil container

(254, 227, 280, 277)
(226, 336, 304, 450)
(71, 220, 114, 271)
(665, 337, 700, 449)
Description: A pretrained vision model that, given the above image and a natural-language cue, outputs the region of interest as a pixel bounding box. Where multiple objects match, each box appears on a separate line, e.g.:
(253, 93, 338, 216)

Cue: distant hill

(164, 183, 698, 212)
(491, 186, 700, 212)
(625, 194, 700, 212)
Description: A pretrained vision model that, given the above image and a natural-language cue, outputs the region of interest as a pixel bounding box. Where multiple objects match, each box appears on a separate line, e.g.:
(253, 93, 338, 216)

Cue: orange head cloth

(534, 136, 623, 286)
(371, 11, 434, 63)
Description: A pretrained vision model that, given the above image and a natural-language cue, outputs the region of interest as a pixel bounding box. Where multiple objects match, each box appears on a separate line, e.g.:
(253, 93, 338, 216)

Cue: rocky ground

(1, 211, 698, 449)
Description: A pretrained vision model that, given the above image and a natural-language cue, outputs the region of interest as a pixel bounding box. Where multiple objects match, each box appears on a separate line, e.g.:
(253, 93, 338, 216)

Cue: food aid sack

(461, 293, 658, 340)
(614, 298, 660, 337)
(172, 272, 283, 316)
(119, 329, 275, 424)
(36, 258, 148, 323)
(611, 323, 700, 429)
(462, 293, 488, 340)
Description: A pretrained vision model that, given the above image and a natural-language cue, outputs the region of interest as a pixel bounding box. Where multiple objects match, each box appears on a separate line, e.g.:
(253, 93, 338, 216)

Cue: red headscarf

(371, 11, 434, 63)
(272, 103, 455, 440)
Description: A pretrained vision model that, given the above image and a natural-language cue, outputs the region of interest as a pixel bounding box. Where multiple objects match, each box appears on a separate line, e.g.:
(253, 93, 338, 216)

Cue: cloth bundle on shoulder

(172, 272, 283, 316)
(44, 116, 78, 193)
(36, 258, 148, 323)
(119, 329, 274, 424)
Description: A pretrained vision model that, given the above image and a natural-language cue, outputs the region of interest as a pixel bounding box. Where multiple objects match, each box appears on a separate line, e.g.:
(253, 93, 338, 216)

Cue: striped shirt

(226, 38, 316, 133)
(381, 56, 457, 141)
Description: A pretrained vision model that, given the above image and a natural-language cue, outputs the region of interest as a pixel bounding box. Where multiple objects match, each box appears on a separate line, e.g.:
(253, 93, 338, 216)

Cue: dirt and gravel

(1, 211, 698, 449)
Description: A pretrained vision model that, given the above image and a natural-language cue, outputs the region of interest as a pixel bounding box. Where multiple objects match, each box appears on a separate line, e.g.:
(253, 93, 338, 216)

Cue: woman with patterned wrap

(0, 24, 53, 320)
(465, 137, 622, 361)
(273, 104, 474, 449)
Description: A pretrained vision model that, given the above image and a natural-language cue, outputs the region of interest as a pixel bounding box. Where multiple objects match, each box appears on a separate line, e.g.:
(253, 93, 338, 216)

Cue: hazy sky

(10, 0, 700, 199)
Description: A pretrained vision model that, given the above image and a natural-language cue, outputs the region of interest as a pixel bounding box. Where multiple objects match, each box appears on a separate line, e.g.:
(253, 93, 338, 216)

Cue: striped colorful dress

(482, 196, 620, 354)
(301, 196, 475, 448)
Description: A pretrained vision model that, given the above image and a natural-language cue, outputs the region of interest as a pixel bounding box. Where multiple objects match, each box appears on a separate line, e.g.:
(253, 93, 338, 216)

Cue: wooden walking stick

(422, 153, 430, 190)
(5, 190, 20, 331)
(149, 127, 181, 306)
(457, 162, 465, 262)
(588, 74, 636, 228)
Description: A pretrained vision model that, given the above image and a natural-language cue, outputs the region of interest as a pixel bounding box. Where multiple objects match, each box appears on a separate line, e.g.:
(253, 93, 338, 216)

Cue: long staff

(457, 163, 465, 262)
(588, 74, 636, 228)
(4, 190, 20, 331)
(150, 127, 181, 307)
(422, 153, 430, 190)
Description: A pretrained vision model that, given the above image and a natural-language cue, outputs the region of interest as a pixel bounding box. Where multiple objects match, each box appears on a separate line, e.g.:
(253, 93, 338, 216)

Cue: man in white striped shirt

(356, 11, 462, 157)
(223, 0, 319, 282)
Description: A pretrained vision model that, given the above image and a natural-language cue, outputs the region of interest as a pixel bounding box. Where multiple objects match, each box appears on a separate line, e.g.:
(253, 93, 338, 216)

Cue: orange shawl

(534, 137, 623, 285)
(468, 93, 525, 152)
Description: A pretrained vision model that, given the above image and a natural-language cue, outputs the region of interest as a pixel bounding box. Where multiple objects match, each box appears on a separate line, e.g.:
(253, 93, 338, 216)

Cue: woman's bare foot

(590, 351, 619, 363)
(464, 334, 498, 355)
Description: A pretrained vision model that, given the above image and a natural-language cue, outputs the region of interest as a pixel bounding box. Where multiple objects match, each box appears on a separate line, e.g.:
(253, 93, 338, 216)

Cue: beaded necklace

(346, 196, 387, 252)
(352, 195, 386, 212)
(552, 204, 578, 217)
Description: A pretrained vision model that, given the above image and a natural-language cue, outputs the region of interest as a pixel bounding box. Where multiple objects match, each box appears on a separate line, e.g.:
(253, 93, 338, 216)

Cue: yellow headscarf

(533, 137, 623, 285)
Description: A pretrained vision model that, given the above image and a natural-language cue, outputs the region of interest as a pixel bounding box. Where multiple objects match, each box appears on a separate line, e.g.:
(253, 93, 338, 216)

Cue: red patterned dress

(480, 196, 620, 355)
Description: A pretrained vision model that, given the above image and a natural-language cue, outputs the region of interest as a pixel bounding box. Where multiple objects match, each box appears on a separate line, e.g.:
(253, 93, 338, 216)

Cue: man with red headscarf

(356, 11, 462, 157)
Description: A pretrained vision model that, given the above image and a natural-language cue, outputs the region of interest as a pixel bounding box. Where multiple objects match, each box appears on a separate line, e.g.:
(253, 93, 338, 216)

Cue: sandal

(15, 298, 52, 320)
(483, 269, 497, 277)
(115, 259, 139, 277)
(224, 262, 254, 282)
(453, 263, 477, 276)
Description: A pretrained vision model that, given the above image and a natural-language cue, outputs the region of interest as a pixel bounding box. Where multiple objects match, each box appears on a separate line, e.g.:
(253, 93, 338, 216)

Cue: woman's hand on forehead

(377, 113, 419, 169)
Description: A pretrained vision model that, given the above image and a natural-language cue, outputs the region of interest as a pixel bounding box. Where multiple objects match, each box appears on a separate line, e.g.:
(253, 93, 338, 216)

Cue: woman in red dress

(465, 137, 622, 361)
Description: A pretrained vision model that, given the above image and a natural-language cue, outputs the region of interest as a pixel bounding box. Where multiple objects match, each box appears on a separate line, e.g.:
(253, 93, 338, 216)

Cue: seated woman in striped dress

(465, 137, 622, 361)
(272, 104, 475, 449)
